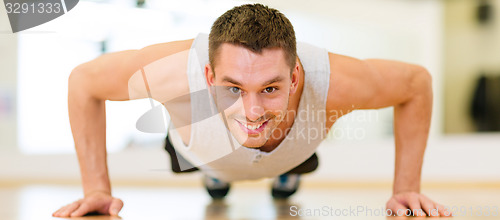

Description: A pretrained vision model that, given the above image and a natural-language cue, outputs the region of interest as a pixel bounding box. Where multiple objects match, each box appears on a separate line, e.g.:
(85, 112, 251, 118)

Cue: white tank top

(168, 33, 331, 182)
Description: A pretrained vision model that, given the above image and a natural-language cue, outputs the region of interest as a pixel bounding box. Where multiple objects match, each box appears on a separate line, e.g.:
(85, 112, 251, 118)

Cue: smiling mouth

(236, 119, 270, 135)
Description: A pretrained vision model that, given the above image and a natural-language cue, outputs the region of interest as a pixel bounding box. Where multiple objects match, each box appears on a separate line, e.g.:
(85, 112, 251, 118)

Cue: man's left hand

(386, 192, 452, 217)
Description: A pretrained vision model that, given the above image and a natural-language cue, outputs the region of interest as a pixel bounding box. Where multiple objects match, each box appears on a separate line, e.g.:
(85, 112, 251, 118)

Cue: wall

(3, 0, 499, 185)
(0, 1, 17, 152)
(444, 0, 500, 133)
(252, 0, 444, 137)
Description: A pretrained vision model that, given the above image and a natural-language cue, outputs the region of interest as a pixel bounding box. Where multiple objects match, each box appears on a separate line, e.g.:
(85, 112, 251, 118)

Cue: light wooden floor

(1, 183, 499, 219)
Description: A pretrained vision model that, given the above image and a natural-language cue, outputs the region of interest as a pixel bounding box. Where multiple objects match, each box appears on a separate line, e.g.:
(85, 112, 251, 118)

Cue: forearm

(392, 70, 433, 194)
(68, 72, 111, 196)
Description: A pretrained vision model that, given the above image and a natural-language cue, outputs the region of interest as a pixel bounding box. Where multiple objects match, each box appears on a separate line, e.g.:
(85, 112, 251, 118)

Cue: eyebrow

(221, 75, 285, 87)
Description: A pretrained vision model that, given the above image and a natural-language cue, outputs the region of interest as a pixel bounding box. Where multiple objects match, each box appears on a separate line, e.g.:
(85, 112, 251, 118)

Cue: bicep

(70, 50, 139, 101)
(326, 52, 426, 115)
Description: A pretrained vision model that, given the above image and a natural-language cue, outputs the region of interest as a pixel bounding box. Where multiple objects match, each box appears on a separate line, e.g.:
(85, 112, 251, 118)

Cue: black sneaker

(271, 174, 300, 199)
(203, 175, 230, 199)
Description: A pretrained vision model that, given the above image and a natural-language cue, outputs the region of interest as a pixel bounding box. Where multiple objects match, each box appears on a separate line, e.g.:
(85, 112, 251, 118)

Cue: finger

(53, 204, 72, 217)
(387, 198, 409, 216)
(436, 203, 452, 217)
(52, 206, 66, 217)
(58, 201, 81, 217)
(419, 198, 437, 217)
(53, 199, 83, 217)
(108, 198, 124, 216)
(70, 202, 92, 217)
(407, 196, 425, 217)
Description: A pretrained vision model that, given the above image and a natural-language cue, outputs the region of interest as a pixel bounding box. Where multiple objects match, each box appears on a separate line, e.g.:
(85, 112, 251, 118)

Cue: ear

(289, 58, 300, 95)
(205, 63, 216, 94)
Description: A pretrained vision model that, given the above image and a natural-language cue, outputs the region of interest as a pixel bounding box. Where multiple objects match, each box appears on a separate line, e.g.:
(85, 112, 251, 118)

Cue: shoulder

(126, 39, 194, 76)
(127, 39, 195, 103)
(325, 52, 375, 121)
(325, 52, 427, 121)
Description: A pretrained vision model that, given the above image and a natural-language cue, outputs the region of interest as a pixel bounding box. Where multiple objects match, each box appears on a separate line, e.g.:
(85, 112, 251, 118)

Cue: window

(18, 0, 248, 154)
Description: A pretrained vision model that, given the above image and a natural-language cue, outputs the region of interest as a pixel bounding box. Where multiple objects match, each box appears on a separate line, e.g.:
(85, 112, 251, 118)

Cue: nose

(242, 93, 265, 122)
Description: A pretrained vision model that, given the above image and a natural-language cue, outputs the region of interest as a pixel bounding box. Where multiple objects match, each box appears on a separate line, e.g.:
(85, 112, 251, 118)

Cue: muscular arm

(71, 39, 192, 195)
(69, 50, 137, 198)
(54, 39, 192, 217)
(326, 53, 448, 216)
(326, 53, 431, 192)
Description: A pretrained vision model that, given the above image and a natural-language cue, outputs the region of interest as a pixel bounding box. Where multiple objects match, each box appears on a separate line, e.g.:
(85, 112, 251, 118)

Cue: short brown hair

(209, 4, 297, 72)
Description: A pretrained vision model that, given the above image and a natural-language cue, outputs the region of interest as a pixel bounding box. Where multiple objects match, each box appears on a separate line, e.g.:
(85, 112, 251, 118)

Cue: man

(53, 3, 450, 218)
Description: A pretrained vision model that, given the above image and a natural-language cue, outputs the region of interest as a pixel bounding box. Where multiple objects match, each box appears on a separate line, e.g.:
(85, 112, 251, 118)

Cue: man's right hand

(52, 191, 123, 217)
(58, 38, 192, 219)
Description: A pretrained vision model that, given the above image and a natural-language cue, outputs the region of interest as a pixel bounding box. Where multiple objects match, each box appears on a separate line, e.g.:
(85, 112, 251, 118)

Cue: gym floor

(1, 182, 499, 219)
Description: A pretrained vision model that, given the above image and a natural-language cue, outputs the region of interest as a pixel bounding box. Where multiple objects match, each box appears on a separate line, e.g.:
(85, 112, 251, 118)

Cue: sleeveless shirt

(167, 33, 331, 182)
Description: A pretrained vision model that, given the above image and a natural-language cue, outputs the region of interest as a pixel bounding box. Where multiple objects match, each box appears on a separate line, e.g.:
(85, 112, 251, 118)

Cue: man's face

(205, 43, 299, 148)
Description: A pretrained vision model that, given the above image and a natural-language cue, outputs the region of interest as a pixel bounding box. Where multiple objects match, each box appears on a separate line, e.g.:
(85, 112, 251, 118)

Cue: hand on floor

(52, 191, 123, 217)
(385, 192, 452, 217)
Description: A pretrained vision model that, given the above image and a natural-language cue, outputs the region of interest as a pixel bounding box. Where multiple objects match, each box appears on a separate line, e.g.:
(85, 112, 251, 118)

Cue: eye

(228, 87, 241, 94)
(263, 87, 277, 93)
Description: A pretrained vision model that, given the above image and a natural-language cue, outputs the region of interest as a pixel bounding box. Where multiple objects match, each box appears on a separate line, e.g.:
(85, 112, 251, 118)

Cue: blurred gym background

(0, 0, 499, 187)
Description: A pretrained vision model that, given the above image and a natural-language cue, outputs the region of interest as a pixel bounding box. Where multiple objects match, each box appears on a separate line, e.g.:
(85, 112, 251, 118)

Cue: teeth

(241, 120, 266, 130)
